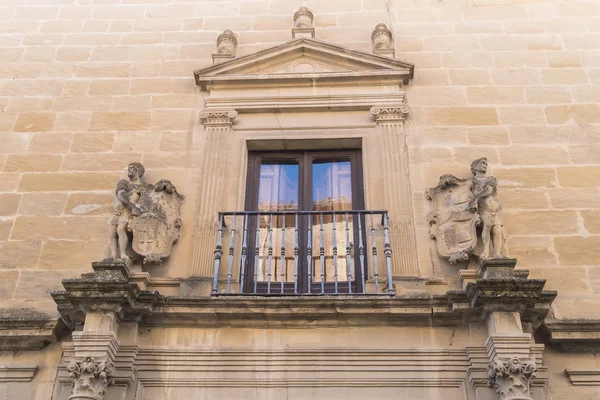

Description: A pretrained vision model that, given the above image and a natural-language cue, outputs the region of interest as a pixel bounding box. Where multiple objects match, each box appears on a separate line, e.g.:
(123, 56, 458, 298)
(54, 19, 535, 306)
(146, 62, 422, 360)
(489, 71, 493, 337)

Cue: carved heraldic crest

(105, 162, 184, 264)
(426, 174, 480, 264)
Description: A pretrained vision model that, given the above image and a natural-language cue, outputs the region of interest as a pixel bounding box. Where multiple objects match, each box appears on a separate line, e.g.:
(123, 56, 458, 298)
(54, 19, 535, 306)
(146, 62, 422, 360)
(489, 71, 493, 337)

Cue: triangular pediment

(194, 38, 414, 91)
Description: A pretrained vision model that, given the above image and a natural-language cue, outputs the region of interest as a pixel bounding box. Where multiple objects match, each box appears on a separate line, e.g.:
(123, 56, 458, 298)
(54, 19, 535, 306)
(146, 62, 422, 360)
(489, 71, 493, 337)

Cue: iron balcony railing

(212, 210, 394, 296)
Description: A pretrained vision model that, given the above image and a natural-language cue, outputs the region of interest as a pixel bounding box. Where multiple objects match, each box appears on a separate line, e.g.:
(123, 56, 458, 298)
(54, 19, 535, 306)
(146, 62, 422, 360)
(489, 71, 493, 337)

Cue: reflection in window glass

(256, 162, 299, 283)
(312, 160, 353, 283)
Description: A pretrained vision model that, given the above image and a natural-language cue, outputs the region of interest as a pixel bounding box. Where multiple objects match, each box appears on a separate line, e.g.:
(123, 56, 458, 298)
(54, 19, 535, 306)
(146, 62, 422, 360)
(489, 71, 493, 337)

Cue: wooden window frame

(243, 149, 366, 294)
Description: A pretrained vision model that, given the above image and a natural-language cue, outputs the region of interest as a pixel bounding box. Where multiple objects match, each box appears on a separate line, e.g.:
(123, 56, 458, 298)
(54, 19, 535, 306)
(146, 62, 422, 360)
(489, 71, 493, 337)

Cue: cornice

(0, 365, 38, 382)
(540, 319, 600, 351)
(204, 93, 407, 114)
(0, 310, 61, 350)
(565, 369, 600, 386)
(51, 260, 555, 330)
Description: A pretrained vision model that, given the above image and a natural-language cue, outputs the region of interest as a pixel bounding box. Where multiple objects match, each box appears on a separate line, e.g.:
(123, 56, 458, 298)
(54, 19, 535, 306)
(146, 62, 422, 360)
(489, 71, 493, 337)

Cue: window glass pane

(256, 162, 298, 284)
(312, 160, 354, 284)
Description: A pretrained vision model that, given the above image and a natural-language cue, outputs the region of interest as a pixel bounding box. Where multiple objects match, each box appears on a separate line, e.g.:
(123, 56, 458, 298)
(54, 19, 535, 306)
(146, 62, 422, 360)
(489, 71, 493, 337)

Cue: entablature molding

(204, 93, 407, 114)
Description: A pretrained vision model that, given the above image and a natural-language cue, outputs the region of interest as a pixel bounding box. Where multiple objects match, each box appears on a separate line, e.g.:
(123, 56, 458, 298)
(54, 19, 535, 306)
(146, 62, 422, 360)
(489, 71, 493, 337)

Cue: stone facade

(0, 0, 600, 399)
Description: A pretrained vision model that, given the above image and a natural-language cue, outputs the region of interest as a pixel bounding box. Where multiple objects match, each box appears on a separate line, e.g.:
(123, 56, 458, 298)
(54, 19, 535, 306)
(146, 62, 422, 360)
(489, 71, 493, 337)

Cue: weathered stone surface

(38, 240, 104, 270)
(528, 267, 592, 296)
(13, 113, 56, 132)
(29, 133, 73, 153)
(500, 189, 549, 209)
(0, 194, 21, 216)
(0, 241, 42, 269)
(549, 188, 600, 209)
(507, 236, 557, 267)
(11, 216, 106, 240)
(89, 112, 150, 131)
(18, 193, 67, 216)
(504, 211, 579, 235)
(496, 168, 557, 188)
(417, 107, 500, 126)
(4, 154, 63, 172)
(62, 153, 142, 171)
(70, 133, 115, 153)
(581, 211, 600, 234)
(65, 192, 112, 215)
(0, 220, 12, 241)
(18, 172, 120, 192)
(557, 166, 600, 187)
(0, 271, 19, 299)
(13, 271, 71, 300)
(554, 236, 600, 266)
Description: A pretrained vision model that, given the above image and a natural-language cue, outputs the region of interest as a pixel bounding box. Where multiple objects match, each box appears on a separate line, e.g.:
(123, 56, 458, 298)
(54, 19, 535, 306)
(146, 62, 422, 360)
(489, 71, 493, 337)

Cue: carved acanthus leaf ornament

(66, 356, 115, 400)
(487, 357, 537, 400)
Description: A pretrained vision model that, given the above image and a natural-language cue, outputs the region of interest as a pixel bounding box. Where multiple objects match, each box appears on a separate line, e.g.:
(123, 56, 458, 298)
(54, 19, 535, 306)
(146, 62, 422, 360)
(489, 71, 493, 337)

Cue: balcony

(212, 210, 394, 296)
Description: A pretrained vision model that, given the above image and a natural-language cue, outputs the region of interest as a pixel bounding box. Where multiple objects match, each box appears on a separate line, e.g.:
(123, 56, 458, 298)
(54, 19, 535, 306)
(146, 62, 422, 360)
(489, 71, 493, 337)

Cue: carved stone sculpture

(293, 6, 314, 28)
(216, 29, 237, 56)
(426, 157, 506, 264)
(371, 23, 395, 57)
(426, 174, 480, 264)
(469, 157, 506, 260)
(488, 357, 537, 400)
(105, 162, 184, 264)
(372, 23, 393, 50)
(66, 356, 115, 400)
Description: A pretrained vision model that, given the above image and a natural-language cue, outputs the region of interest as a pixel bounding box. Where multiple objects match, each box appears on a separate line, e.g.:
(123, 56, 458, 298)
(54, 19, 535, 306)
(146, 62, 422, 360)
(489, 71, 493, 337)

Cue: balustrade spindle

(226, 214, 236, 294)
(212, 214, 224, 293)
(307, 216, 312, 294)
(345, 213, 352, 294)
(370, 213, 379, 293)
(213, 210, 390, 296)
(253, 214, 260, 294)
(319, 213, 325, 294)
(383, 212, 393, 294)
(267, 214, 274, 294)
(294, 214, 299, 294)
(332, 212, 339, 294)
(240, 215, 248, 293)
(280, 216, 286, 294)
(357, 213, 366, 294)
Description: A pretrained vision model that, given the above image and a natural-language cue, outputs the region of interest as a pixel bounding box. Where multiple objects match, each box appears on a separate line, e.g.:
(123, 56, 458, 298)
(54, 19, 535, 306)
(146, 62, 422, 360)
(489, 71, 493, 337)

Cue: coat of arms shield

(426, 174, 480, 264)
(129, 180, 184, 264)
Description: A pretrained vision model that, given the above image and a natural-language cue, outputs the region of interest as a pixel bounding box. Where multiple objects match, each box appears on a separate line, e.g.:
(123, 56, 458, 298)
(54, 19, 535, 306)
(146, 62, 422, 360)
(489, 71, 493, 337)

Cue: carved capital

(66, 356, 115, 400)
(199, 109, 238, 127)
(488, 357, 537, 400)
(370, 105, 409, 123)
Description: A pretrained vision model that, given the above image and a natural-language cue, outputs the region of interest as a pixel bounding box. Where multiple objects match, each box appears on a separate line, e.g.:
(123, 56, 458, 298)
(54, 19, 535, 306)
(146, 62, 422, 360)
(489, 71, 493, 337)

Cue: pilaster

(189, 109, 238, 278)
(465, 259, 551, 400)
(370, 105, 420, 278)
(67, 312, 119, 400)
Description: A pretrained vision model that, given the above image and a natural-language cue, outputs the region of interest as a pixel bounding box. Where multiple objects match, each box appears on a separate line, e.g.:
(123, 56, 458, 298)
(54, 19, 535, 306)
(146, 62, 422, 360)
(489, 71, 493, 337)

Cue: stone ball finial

(216, 29, 238, 56)
(294, 6, 314, 28)
(371, 23, 393, 50)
